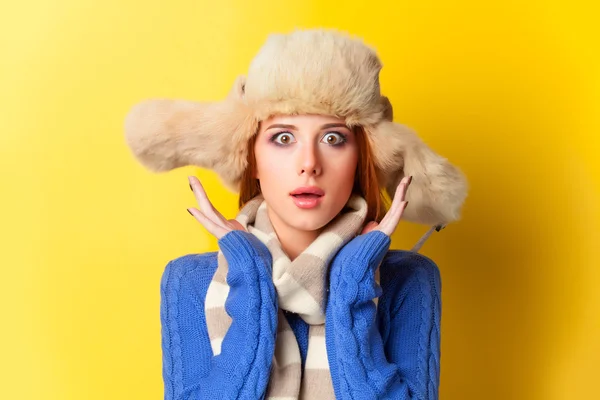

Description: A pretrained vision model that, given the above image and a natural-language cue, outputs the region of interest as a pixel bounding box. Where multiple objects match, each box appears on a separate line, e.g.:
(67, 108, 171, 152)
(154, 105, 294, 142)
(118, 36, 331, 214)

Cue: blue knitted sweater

(160, 230, 441, 399)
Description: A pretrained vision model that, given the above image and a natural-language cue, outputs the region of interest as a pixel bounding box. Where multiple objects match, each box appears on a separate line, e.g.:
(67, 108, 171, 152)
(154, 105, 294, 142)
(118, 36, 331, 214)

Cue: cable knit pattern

(160, 231, 278, 400)
(327, 231, 441, 399)
(160, 230, 441, 400)
(377, 250, 442, 400)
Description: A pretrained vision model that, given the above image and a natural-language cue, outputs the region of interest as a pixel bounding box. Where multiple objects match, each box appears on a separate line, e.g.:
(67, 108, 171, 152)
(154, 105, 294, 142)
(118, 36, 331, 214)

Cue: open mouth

(291, 194, 322, 199)
(289, 186, 325, 197)
(290, 190, 324, 209)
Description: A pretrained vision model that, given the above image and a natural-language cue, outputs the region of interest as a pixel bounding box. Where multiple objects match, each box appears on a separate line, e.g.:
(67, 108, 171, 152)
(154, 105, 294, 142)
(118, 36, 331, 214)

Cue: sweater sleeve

(327, 230, 441, 400)
(160, 230, 278, 400)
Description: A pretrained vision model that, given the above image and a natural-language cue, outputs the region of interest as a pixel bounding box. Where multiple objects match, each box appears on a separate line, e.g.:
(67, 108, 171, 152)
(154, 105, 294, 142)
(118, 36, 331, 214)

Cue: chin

(287, 217, 331, 232)
(281, 206, 338, 232)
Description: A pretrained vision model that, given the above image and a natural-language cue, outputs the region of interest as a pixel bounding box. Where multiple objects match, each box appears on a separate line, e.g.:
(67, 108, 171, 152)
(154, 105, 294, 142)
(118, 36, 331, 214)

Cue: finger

(377, 177, 410, 235)
(187, 207, 228, 239)
(188, 176, 228, 225)
(377, 201, 408, 236)
(397, 175, 412, 202)
(380, 177, 407, 227)
(389, 175, 412, 217)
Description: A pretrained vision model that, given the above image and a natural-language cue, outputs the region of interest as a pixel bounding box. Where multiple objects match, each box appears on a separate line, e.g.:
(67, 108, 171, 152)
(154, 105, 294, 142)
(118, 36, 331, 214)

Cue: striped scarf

(205, 193, 368, 399)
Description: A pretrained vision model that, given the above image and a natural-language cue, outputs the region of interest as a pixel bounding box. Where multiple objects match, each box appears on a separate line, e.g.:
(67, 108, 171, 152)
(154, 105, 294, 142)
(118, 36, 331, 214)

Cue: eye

(322, 132, 347, 146)
(270, 132, 296, 146)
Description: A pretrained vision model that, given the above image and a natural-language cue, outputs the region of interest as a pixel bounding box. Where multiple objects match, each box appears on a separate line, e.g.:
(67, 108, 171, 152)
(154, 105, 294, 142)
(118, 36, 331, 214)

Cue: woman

(125, 29, 468, 400)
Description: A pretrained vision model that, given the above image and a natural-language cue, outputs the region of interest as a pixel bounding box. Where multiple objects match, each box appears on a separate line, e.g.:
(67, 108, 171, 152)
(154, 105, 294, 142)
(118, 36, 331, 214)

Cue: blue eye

(270, 132, 296, 146)
(322, 132, 347, 146)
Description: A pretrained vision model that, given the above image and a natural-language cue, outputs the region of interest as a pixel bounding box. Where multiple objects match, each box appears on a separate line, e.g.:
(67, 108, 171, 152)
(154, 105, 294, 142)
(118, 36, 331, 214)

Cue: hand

(187, 176, 245, 239)
(361, 175, 412, 237)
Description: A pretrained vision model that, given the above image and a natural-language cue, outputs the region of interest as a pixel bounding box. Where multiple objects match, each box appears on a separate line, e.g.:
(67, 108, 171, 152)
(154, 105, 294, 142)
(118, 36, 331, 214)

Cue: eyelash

(269, 131, 348, 147)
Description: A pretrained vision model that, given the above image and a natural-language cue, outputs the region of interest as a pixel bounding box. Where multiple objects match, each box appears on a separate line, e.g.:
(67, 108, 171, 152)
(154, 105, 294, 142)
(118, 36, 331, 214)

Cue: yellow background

(1, 0, 598, 399)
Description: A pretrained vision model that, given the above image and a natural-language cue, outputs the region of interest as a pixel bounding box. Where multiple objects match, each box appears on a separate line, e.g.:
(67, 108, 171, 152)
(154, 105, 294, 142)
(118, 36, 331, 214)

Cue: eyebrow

(321, 123, 350, 130)
(265, 123, 350, 130)
(266, 124, 297, 130)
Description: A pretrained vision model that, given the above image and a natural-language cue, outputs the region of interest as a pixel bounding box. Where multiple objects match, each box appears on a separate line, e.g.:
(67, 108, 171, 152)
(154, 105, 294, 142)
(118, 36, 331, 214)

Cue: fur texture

(125, 76, 257, 192)
(124, 29, 468, 225)
(244, 30, 387, 126)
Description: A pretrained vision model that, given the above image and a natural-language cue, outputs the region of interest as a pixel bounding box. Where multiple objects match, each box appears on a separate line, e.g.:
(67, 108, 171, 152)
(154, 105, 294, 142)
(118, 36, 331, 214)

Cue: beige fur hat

(124, 29, 468, 226)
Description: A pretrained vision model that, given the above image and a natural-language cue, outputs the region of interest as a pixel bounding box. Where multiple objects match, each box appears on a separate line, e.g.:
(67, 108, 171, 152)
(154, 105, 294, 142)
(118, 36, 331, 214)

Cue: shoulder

(160, 252, 219, 301)
(378, 250, 441, 308)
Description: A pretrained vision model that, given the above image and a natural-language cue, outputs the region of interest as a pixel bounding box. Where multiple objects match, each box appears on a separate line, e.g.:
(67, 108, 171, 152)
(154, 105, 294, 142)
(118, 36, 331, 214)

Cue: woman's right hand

(187, 176, 245, 239)
(165, 180, 277, 399)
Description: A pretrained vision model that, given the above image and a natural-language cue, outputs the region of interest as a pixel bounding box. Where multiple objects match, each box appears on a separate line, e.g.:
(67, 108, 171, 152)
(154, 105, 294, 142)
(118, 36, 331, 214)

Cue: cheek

(327, 150, 358, 186)
(255, 147, 290, 183)
(340, 165, 357, 192)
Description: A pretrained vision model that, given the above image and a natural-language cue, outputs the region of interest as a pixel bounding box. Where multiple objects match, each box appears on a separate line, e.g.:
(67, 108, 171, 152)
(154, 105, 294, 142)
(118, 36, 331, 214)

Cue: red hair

(238, 126, 388, 223)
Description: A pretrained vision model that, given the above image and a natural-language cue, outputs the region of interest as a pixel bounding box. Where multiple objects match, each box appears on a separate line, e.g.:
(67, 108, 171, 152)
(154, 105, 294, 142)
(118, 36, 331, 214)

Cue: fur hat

(124, 29, 468, 226)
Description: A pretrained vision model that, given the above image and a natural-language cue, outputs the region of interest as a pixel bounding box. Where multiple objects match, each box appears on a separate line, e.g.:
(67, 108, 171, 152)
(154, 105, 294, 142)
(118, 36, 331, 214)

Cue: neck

(267, 208, 321, 260)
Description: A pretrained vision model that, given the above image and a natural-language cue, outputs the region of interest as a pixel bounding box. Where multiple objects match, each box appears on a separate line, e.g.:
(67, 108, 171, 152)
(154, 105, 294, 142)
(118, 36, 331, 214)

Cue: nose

(297, 142, 321, 177)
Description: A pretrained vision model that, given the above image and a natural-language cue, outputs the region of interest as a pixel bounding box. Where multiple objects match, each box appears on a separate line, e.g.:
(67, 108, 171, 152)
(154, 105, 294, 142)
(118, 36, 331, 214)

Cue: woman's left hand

(361, 175, 412, 236)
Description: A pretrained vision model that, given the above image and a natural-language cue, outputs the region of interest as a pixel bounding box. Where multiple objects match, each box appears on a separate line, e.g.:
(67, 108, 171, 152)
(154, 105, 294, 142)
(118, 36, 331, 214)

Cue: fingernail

(403, 201, 409, 209)
(189, 183, 193, 191)
(187, 208, 193, 216)
(408, 176, 413, 184)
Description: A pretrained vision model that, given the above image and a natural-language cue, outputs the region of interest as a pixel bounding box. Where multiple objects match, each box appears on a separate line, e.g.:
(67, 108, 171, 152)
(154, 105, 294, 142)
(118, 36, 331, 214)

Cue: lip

(290, 186, 324, 209)
(289, 186, 325, 196)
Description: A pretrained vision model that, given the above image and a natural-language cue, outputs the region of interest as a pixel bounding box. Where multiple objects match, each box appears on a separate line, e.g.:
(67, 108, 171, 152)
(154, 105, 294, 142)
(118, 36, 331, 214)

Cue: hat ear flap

(369, 121, 468, 226)
(124, 76, 257, 189)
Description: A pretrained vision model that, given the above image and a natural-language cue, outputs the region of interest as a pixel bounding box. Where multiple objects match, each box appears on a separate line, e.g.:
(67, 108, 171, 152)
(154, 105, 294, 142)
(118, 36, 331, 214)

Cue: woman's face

(254, 114, 358, 233)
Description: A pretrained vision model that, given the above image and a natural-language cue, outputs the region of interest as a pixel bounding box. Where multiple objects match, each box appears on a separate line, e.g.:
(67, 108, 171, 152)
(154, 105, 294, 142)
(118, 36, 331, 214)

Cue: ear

(124, 76, 257, 190)
(369, 121, 468, 226)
